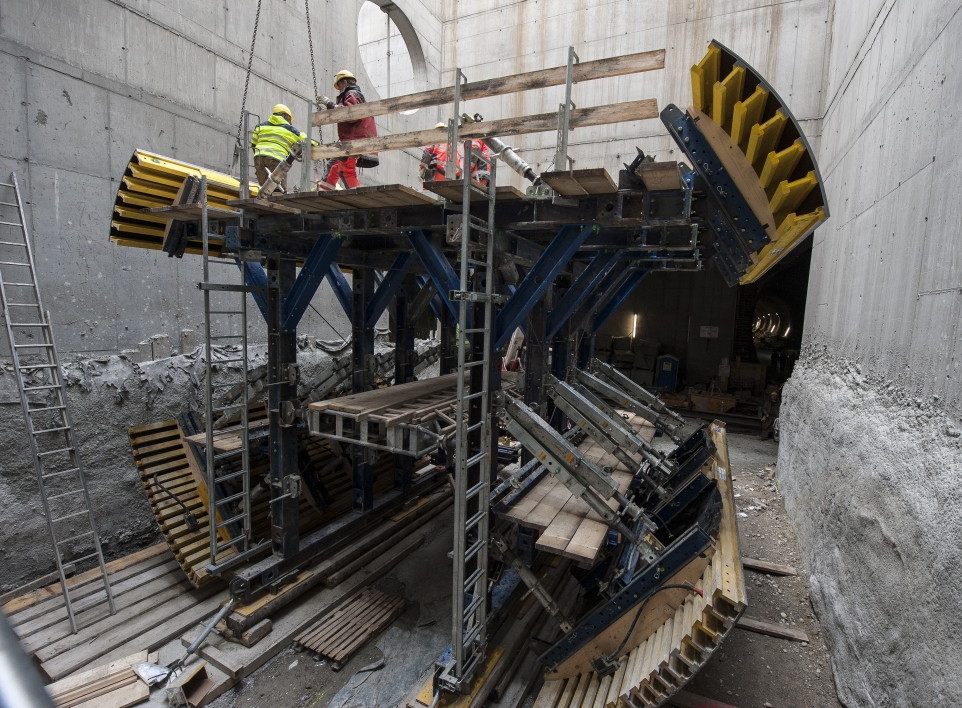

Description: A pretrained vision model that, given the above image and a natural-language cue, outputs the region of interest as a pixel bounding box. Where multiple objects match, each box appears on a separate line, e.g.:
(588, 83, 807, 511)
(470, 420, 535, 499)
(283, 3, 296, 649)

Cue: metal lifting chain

(305, 0, 319, 102)
(236, 0, 263, 146)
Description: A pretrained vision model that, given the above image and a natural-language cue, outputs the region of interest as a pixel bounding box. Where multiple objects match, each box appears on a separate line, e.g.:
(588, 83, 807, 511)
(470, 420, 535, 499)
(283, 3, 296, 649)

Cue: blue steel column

(268, 257, 299, 557)
(394, 275, 416, 491)
(352, 267, 375, 511)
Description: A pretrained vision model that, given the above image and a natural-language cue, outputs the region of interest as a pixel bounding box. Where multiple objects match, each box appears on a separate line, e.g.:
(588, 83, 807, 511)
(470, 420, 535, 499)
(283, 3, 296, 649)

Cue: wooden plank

(73, 678, 148, 708)
(223, 197, 302, 215)
(735, 616, 809, 642)
(540, 172, 588, 196)
(309, 373, 457, 414)
(144, 203, 238, 220)
(635, 162, 683, 191)
(312, 49, 665, 127)
(687, 106, 776, 243)
(3, 543, 173, 627)
(0, 565, 75, 606)
(45, 651, 147, 701)
(740, 557, 797, 576)
(312, 99, 660, 161)
(40, 583, 221, 680)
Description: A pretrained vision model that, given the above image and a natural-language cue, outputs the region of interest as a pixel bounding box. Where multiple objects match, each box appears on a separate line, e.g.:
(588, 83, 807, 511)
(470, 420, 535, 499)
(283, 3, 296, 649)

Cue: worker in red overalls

(317, 70, 378, 190)
(468, 139, 491, 187)
(420, 123, 461, 182)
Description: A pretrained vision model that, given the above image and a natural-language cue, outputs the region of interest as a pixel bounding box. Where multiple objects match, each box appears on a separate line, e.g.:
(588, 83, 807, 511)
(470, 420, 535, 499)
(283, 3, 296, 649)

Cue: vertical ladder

(0, 172, 115, 633)
(200, 176, 253, 569)
(445, 138, 499, 691)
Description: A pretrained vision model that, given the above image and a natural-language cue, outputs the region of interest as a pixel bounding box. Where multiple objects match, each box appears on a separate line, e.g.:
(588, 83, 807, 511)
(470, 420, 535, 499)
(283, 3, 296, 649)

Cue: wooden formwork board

(531, 421, 747, 708)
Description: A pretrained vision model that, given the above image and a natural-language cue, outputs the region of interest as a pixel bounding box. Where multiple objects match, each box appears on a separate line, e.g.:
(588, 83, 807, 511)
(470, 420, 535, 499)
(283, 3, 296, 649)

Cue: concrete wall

(597, 269, 736, 386)
(440, 0, 832, 190)
(0, 0, 443, 356)
(779, 0, 962, 705)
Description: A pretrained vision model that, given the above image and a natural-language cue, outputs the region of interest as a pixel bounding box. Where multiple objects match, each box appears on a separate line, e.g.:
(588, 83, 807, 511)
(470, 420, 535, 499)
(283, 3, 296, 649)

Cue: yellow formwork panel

(116, 191, 169, 209)
(691, 44, 722, 113)
(745, 110, 787, 168)
(711, 66, 745, 133)
(111, 220, 165, 238)
(759, 140, 806, 192)
(770, 170, 818, 221)
(730, 86, 768, 151)
(739, 207, 826, 284)
(113, 206, 169, 224)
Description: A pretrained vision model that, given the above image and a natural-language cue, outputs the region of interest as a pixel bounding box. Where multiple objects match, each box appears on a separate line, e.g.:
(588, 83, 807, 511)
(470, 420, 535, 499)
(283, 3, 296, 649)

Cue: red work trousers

(319, 157, 360, 190)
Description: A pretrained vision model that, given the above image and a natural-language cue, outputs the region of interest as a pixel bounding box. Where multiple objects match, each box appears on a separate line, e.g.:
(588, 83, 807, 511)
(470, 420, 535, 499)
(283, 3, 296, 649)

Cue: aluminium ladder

(443, 135, 499, 692)
(199, 176, 254, 570)
(0, 172, 115, 633)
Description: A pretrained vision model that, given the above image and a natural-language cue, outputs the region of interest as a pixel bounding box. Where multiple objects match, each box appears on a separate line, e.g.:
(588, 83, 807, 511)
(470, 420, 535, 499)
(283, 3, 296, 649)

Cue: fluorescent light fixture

(632, 314, 638, 338)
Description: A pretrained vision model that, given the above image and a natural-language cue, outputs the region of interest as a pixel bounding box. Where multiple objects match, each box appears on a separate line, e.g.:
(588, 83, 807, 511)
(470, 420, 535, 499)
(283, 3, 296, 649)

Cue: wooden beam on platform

(312, 99, 659, 161)
(311, 49, 665, 127)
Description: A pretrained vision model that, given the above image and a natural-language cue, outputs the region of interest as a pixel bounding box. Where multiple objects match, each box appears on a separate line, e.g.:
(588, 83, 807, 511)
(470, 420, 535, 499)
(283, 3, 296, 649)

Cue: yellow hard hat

(272, 104, 293, 120)
(435, 122, 447, 129)
(334, 70, 356, 89)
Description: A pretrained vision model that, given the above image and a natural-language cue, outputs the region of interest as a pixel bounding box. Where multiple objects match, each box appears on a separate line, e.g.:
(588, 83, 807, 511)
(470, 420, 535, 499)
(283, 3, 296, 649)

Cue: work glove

(317, 95, 335, 110)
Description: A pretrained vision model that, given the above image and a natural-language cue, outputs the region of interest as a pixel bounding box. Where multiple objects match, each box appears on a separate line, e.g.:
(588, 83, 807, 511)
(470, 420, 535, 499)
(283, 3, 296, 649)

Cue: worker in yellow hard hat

(317, 70, 378, 190)
(419, 122, 461, 182)
(250, 104, 310, 189)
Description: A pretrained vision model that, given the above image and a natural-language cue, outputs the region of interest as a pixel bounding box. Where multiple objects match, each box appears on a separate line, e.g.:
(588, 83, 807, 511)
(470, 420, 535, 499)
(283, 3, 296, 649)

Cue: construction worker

(419, 124, 461, 182)
(317, 70, 378, 190)
(469, 139, 491, 186)
(250, 104, 308, 189)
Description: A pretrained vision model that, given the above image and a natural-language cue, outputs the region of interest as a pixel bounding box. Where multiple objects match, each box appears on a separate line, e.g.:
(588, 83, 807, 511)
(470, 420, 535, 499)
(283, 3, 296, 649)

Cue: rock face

(0, 336, 427, 589)
(779, 347, 962, 707)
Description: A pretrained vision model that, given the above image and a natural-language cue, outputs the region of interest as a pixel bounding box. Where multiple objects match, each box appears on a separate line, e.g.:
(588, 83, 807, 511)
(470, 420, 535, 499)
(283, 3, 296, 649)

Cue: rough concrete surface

(0, 335, 416, 589)
(779, 350, 962, 707)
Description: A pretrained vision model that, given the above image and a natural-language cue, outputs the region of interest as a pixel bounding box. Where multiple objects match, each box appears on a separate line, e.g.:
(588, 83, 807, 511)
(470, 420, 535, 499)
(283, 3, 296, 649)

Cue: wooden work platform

(532, 422, 748, 707)
(423, 180, 526, 203)
(539, 168, 618, 197)
(499, 413, 655, 564)
(230, 183, 440, 214)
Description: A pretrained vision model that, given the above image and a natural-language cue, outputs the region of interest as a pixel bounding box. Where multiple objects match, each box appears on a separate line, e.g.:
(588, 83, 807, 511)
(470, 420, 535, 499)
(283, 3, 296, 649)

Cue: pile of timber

(2, 544, 226, 682)
(1, 485, 452, 701)
(293, 587, 406, 669)
(531, 423, 748, 708)
(127, 407, 395, 585)
(45, 651, 155, 708)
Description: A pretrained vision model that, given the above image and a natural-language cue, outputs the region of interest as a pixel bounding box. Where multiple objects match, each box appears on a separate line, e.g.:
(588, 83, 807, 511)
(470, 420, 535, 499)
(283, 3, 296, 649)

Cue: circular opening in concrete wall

(357, 1, 427, 102)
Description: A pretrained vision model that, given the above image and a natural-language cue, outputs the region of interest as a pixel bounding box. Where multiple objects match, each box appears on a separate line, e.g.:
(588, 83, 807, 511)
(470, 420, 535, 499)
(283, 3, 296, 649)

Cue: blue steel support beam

(406, 229, 460, 321)
(326, 264, 353, 319)
(592, 269, 649, 334)
(416, 276, 444, 321)
(365, 251, 415, 328)
(239, 260, 269, 322)
(495, 224, 597, 349)
(281, 234, 343, 332)
(569, 260, 630, 334)
(545, 248, 622, 341)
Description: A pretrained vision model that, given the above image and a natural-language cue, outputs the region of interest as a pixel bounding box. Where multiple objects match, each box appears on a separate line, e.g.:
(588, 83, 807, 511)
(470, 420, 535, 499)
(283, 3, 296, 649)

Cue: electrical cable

(607, 583, 702, 661)
(153, 472, 199, 531)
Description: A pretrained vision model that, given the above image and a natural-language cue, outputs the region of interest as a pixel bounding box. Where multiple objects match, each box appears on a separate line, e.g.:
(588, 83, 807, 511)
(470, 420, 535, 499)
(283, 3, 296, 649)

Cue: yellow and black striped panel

(691, 41, 829, 284)
(110, 150, 258, 255)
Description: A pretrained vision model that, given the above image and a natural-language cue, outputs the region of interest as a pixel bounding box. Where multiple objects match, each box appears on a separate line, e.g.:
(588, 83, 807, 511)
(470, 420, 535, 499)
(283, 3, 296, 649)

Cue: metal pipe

(0, 611, 55, 708)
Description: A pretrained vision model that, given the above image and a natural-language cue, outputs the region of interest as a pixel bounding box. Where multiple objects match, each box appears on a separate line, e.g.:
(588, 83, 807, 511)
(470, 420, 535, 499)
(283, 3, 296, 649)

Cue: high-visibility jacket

(420, 144, 462, 181)
(468, 140, 491, 182)
(251, 114, 307, 162)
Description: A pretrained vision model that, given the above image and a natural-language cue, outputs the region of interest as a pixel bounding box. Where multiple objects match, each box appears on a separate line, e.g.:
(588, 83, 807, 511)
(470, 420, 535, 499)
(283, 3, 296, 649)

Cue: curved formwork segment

(534, 422, 746, 708)
(684, 40, 829, 284)
(110, 150, 256, 253)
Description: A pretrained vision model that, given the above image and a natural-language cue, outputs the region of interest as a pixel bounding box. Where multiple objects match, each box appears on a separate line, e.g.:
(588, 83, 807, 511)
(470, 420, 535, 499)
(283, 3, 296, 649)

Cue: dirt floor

(211, 431, 844, 708)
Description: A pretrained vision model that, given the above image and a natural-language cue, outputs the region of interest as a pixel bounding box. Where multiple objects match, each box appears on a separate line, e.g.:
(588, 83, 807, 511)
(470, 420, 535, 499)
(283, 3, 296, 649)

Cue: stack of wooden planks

(128, 410, 396, 585)
(3, 544, 228, 682)
(538, 168, 618, 197)
(531, 423, 747, 708)
(422, 180, 526, 203)
(293, 587, 406, 669)
(45, 651, 155, 708)
(499, 413, 655, 563)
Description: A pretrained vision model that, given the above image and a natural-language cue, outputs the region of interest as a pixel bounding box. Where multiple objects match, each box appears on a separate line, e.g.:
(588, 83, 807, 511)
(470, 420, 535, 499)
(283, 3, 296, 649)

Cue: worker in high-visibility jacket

(317, 70, 378, 190)
(468, 139, 491, 187)
(250, 104, 309, 189)
(419, 123, 462, 182)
